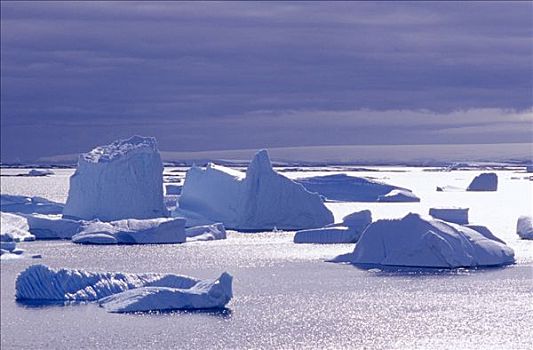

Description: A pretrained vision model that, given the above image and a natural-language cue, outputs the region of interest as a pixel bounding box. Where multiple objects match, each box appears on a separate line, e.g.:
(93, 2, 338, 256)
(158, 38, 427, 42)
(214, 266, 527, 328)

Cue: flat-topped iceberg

(334, 213, 514, 268)
(63, 136, 167, 221)
(72, 218, 186, 245)
(294, 174, 419, 202)
(517, 216, 533, 240)
(467, 173, 498, 191)
(15, 264, 232, 313)
(294, 210, 372, 244)
(429, 207, 469, 224)
(176, 150, 333, 230)
(1, 194, 64, 215)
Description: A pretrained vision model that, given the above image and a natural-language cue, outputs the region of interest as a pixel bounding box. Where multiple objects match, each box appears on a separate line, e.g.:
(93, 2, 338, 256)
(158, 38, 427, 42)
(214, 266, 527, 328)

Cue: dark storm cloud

(1, 1, 532, 162)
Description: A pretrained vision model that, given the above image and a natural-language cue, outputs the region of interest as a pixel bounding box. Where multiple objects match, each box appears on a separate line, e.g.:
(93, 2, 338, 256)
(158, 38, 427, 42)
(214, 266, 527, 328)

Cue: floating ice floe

(72, 218, 186, 245)
(333, 213, 514, 268)
(1, 194, 64, 215)
(176, 150, 333, 230)
(186, 223, 227, 242)
(294, 210, 372, 244)
(2, 211, 81, 240)
(467, 172, 498, 191)
(63, 136, 168, 221)
(15, 264, 233, 313)
(1, 212, 36, 242)
(517, 216, 533, 240)
(27, 169, 54, 177)
(295, 174, 419, 202)
(377, 189, 420, 202)
(429, 207, 469, 225)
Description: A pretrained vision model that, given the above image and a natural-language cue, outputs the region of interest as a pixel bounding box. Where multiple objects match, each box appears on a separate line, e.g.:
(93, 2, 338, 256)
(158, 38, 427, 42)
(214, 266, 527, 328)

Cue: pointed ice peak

(83, 135, 158, 163)
(246, 149, 273, 175)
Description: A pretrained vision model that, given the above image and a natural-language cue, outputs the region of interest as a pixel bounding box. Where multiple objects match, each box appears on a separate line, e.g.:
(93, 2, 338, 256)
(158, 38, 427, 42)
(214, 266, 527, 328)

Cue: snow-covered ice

(429, 207, 469, 224)
(377, 189, 420, 202)
(467, 173, 498, 191)
(1, 212, 36, 242)
(334, 213, 515, 268)
(72, 218, 186, 245)
(295, 173, 419, 202)
(98, 272, 233, 313)
(516, 216, 533, 240)
(185, 223, 227, 242)
(177, 150, 333, 230)
(294, 210, 372, 244)
(63, 136, 168, 221)
(1, 194, 64, 215)
(15, 264, 232, 312)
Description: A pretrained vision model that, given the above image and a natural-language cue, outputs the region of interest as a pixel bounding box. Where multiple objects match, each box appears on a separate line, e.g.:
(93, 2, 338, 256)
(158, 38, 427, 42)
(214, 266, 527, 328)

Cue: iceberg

(334, 213, 514, 268)
(15, 264, 232, 312)
(295, 174, 419, 202)
(1, 212, 36, 242)
(467, 173, 498, 191)
(63, 136, 168, 221)
(294, 210, 372, 244)
(177, 150, 333, 230)
(429, 207, 469, 225)
(186, 223, 227, 242)
(517, 216, 533, 240)
(1, 194, 64, 215)
(377, 189, 420, 202)
(72, 218, 186, 245)
(27, 169, 54, 177)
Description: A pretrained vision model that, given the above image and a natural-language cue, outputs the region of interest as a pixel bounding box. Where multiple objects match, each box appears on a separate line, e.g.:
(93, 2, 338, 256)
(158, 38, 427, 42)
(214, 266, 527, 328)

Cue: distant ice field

(1, 166, 532, 349)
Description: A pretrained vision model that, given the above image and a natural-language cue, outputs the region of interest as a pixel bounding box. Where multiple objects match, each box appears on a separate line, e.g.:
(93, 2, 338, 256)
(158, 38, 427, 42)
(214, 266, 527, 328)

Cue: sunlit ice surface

(1, 166, 532, 349)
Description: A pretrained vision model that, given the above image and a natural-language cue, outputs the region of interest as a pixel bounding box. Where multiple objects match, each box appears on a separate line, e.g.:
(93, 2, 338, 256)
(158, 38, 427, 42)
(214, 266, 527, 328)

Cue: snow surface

(15, 264, 232, 312)
(63, 136, 168, 221)
(429, 207, 469, 224)
(0, 212, 36, 242)
(185, 223, 227, 242)
(467, 173, 498, 191)
(334, 213, 515, 268)
(516, 216, 533, 240)
(295, 173, 418, 202)
(72, 218, 186, 245)
(377, 189, 420, 202)
(99, 272, 233, 313)
(177, 150, 333, 230)
(0, 194, 64, 215)
(294, 210, 372, 244)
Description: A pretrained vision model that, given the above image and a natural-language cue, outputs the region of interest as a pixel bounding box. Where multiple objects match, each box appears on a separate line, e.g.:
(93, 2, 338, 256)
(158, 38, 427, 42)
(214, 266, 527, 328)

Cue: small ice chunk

(517, 216, 533, 240)
(429, 207, 469, 225)
(0, 212, 36, 242)
(467, 173, 498, 191)
(185, 223, 227, 242)
(294, 226, 358, 244)
(27, 169, 54, 176)
(377, 189, 420, 202)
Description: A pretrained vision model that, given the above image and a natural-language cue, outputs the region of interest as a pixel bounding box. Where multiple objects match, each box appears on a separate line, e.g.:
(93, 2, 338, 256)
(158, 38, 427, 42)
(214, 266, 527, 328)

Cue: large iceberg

(429, 207, 469, 225)
(1, 194, 64, 215)
(334, 213, 514, 268)
(63, 136, 167, 221)
(72, 218, 186, 245)
(15, 265, 232, 313)
(294, 174, 419, 202)
(294, 210, 372, 244)
(467, 173, 498, 191)
(517, 216, 533, 240)
(176, 150, 333, 230)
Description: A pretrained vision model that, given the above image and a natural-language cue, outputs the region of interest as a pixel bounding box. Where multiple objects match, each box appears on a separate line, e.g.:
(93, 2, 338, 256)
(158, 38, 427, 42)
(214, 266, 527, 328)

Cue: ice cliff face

(177, 150, 334, 230)
(63, 136, 167, 221)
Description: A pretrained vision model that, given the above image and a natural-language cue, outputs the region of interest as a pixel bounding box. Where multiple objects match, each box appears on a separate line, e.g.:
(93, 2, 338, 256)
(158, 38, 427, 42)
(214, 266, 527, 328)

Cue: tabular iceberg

(294, 174, 419, 202)
(429, 207, 469, 224)
(333, 213, 514, 268)
(72, 218, 186, 245)
(517, 216, 533, 240)
(467, 173, 498, 191)
(294, 210, 372, 244)
(63, 136, 167, 221)
(177, 150, 333, 230)
(15, 265, 232, 313)
(1, 194, 64, 215)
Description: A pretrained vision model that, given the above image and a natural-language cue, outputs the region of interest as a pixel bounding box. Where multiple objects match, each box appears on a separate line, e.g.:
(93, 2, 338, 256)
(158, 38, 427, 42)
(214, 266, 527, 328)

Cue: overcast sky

(1, 1, 532, 162)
